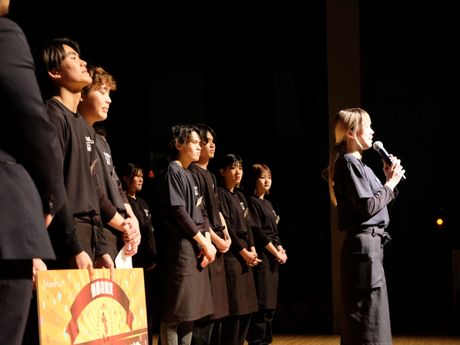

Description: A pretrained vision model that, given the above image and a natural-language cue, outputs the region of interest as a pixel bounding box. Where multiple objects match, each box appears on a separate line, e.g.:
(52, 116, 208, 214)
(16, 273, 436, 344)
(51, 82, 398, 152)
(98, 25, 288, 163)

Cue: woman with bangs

(325, 107, 405, 345)
(245, 163, 287, 345)
(217, 154, 259, 345)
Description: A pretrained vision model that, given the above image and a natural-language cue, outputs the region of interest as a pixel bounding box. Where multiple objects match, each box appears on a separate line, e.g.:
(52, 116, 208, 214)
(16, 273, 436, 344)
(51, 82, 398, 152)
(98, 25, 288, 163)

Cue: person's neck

(127, 191, 136, 199)
(226, 184, 236, 193)
(54, 89, 82, 113)
(349, 150, 362, 160)
(347, 141, 363, 160)
(80, 112, 96, 126)
(196, 158, 209, 170)
(255, 191, 265, 199)
(175, 159, 191, 169)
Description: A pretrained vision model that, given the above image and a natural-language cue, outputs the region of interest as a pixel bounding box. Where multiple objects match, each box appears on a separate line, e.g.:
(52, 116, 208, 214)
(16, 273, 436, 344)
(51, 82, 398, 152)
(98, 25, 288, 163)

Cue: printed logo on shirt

(85, 136, 95, 152)
(240, 201, 249, 218)
(103, 152, 112, 166)
(143, 208, 150, 219)
(273, 210, 281, 224)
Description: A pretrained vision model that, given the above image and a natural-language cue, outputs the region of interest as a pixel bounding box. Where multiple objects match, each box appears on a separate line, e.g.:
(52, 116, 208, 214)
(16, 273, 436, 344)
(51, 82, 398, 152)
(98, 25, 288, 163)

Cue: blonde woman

(326, 107, 404, 345)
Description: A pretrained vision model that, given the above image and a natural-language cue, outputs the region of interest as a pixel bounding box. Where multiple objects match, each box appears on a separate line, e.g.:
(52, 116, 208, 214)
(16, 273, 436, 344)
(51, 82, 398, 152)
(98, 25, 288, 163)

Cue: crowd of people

(1, 1, 407, 344)
(0, 2, 288, 344)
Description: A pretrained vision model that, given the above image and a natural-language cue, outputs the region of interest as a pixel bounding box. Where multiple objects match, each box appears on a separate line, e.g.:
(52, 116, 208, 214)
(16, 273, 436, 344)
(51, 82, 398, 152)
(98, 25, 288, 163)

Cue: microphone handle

(379, 149, 406, 180)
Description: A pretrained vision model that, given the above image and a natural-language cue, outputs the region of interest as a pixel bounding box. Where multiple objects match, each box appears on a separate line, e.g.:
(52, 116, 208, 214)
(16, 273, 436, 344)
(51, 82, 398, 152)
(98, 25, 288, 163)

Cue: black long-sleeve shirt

(334, 153, 397, 231)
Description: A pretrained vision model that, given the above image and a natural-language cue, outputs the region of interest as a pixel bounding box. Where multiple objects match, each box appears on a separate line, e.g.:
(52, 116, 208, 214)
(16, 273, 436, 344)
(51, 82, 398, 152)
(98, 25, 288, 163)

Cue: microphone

(372, 141, 406, 180)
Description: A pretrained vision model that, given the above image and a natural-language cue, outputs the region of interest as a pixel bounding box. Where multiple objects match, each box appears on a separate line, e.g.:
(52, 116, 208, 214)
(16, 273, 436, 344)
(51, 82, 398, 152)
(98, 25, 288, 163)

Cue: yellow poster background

(36, 268, 148, 345)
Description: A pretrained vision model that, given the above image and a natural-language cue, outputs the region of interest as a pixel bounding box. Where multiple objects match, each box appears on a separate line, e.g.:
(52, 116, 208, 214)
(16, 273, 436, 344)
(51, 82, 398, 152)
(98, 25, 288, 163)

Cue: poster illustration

(36, 268, 148, 345)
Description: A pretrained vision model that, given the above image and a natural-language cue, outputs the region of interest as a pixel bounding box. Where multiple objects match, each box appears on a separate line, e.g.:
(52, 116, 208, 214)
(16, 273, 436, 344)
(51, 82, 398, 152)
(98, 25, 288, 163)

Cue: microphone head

(372, 141, 384, 151)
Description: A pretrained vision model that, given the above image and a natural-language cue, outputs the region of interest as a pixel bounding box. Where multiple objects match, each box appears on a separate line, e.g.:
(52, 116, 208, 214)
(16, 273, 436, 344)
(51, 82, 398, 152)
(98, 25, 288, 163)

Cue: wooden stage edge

(152, 334, 460, 345)
(268, 334, 460, 345)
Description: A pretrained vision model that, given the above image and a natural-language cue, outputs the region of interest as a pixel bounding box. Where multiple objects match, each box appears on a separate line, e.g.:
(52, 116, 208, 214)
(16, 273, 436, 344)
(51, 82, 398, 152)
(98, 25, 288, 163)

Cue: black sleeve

(114, 168, 129, 204)
(172, 205, 200, 237)
(246, 212, 255, 248)
(338, 157, 395, 218)
(248, 200, 271, 247)
(97, 178, 117, 223)
(218, 189, 245, 253)
(95, 226, 112, 257)
(362, 185, 395, 217)
(47, 196, 83, 259)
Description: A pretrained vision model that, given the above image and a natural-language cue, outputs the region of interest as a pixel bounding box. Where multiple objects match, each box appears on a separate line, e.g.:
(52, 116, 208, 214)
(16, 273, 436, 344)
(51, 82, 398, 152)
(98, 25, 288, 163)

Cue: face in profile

(177, 131, 201, 164)
(200, 131, 216, 160)
(53, 44, 92, 89)
(356, 116, 374, 151)
(79, 83, 112, 123)
(125, 169, 143, 195)
(131, 171, 143, 194)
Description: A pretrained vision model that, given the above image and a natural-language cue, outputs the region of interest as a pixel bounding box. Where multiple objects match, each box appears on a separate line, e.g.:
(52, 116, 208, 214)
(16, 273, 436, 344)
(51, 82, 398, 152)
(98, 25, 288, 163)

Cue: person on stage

(325, 107, 405, 345)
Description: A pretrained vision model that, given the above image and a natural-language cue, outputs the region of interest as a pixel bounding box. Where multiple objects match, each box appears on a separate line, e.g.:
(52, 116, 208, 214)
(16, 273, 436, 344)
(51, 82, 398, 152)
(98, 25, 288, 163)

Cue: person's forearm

(193, 231, 208, 247)
(107, 212, 128, 232)
(265, 242, 279, 256)
(124, 203, 135, 219)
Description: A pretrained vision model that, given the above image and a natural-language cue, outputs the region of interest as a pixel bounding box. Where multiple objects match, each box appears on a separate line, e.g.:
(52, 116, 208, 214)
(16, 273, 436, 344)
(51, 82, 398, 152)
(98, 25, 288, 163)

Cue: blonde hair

(327, 107, 370, 206)
(82, 66, 117, 95)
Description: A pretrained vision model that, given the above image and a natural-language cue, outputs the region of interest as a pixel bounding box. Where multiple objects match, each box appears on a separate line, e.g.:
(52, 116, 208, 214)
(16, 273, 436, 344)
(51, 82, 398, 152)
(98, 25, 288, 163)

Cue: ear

(345, 129, 355, 140)
(219, 168, 225, 177)
(48, 68, 60, 80)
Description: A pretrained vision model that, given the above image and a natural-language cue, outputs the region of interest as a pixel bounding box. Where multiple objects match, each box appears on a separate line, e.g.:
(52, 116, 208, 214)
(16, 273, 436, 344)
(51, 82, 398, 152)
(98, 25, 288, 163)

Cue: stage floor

(264, 334, 460, 345)
(152, 334, 460, 345)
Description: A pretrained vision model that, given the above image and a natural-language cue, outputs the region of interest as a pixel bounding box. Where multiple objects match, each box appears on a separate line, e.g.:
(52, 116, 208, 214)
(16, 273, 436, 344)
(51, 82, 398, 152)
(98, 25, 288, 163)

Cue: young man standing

(35, 38, 138, 270)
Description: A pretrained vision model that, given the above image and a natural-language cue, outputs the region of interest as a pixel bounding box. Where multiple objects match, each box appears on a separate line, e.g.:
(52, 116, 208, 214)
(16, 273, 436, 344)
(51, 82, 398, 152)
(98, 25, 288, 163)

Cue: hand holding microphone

(372, 141, 406, 181)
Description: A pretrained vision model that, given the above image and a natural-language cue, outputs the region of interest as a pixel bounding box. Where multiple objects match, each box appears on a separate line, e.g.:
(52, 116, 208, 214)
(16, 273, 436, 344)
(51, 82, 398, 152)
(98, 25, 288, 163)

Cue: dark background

(8, 0, 460, 335)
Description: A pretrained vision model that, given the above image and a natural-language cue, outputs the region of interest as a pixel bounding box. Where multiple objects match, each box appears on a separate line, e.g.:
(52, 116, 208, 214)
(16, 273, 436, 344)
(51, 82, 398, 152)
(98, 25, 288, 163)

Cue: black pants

(221, 314, 251, 345)
(0, 260, 33, 345)
(22, 291, 39, 345)
(246, 309, 275, 345)
(192, 318, 214, 345)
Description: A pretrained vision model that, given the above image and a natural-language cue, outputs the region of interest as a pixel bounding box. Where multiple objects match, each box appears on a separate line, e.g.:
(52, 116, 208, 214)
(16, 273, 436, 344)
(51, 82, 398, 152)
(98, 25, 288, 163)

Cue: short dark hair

(34, 37, 81, 99)
(194, 123, 216, 144)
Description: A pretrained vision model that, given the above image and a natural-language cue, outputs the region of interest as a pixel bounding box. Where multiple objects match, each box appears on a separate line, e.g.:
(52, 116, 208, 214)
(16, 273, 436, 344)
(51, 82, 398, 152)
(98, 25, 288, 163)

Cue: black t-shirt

(47, 98, 99, 217)
(189, 163, 223, 232)
(94, 134, 126, 214)
(158, 161, 204, 238)
(128, 194, 157, 268)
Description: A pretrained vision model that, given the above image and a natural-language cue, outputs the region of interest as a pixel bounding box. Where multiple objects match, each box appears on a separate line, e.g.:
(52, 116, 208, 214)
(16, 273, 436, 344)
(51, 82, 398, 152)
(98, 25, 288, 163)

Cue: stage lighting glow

(436, 218, 444, 227)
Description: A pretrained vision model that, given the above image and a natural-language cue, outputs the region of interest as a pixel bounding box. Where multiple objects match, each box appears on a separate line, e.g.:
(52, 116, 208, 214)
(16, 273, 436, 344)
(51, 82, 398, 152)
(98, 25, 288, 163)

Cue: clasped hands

(241, 248, 262, 267)
(121, 217, 141, 256)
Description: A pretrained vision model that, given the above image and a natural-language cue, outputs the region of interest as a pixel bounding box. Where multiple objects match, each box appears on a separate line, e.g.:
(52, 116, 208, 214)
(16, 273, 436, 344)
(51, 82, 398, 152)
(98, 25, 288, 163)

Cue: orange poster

(36, 268, 149, 345)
